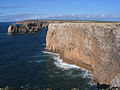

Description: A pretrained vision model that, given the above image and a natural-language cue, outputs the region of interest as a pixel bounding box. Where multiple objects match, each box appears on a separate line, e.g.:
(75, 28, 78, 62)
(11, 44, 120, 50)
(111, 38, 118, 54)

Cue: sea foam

(42, 51, 80, 69)
(42, 51, 93, 79)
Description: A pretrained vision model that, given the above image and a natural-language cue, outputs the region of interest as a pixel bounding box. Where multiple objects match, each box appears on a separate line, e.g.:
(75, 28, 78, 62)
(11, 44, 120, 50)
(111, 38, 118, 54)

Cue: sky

(0, 0, 120, 22)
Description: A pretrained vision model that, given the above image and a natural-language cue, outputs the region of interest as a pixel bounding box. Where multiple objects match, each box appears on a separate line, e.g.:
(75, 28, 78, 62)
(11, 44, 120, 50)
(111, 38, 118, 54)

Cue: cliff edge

(46, 23, 120, 87)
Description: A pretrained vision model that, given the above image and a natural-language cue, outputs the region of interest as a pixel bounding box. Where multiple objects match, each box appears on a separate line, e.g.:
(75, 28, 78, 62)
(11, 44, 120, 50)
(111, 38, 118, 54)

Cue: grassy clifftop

(17, 20, 120, 23)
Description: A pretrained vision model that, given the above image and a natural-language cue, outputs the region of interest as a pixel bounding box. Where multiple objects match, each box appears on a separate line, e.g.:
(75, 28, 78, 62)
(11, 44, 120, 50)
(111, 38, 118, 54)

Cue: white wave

(43, 51, 80, 69)
(42, 44, 46, 46)
(53, 55, 80, 69)
(53, 55, 92, 78)
(43, 50, 93, 79)
(33, 55, 42, 57)
(33, 54, 48, 57)
(82, 70, 93, 79)
(42, 51, 59, 56)
(28, 60, 44, 63)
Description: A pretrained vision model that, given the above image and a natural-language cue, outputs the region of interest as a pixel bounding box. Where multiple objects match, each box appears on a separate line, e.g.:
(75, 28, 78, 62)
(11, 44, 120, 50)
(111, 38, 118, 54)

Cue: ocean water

(0, 22, 93, 89)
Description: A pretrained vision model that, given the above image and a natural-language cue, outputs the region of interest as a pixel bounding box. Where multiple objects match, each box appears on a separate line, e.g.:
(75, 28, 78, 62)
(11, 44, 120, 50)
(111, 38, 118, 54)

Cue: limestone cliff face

(46, 23, 120, 86)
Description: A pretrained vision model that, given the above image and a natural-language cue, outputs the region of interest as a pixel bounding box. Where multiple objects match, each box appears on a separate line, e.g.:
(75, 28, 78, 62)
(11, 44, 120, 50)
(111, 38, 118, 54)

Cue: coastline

(46, 23, 120, 87)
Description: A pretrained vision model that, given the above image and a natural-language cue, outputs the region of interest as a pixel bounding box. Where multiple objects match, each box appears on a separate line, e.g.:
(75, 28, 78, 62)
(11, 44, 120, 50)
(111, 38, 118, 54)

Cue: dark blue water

(0, 22, 92, 89)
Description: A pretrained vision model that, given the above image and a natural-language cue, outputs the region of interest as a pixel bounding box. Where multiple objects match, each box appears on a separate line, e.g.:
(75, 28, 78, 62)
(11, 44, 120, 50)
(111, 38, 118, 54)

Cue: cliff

(46, 23, 120, 87)
(8, 21, 48, 34)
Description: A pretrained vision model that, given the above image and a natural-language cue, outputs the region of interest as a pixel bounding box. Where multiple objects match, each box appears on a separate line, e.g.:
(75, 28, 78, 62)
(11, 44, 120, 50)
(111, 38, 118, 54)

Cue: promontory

(8, 20, 48, 34)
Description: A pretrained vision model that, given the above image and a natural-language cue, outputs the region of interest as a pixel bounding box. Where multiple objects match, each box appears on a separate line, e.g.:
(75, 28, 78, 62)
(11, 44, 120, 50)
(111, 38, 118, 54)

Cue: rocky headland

(46, 23, 120, 87)
(8, 20, 48, 34)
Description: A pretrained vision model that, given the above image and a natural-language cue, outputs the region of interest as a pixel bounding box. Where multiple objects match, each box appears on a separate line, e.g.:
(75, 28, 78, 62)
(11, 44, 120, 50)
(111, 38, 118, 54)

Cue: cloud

(30, 13, 120, 21)
(0, 6, 22, 9)
(0, 13, 120, 22)
(0, 14, 32, 22)
(0, 13, 45, 22)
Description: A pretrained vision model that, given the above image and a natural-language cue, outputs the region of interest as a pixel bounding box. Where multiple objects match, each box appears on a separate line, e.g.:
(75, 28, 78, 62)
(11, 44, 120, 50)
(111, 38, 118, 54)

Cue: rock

(8, 24, 27, 34)
(46, 23, 120, 87)
(8, 21, 48, 34)
(5, 86, 10, 90)
(8, 25, 12, 33)
(97, 83, 110, 89)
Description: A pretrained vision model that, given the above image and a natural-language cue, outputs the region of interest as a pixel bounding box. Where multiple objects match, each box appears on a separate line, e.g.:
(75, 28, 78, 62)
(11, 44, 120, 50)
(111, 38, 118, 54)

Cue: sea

(0, 22, 94, 89)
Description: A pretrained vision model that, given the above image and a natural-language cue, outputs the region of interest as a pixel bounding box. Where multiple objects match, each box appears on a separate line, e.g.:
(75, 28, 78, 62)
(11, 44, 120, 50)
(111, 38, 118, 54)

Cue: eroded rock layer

(46, 23, 120, 87)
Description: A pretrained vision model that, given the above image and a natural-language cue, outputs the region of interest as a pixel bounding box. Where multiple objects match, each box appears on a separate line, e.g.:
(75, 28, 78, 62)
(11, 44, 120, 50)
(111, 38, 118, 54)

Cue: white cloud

(30, 13, 120, 21)
(0, 13, 120, 22)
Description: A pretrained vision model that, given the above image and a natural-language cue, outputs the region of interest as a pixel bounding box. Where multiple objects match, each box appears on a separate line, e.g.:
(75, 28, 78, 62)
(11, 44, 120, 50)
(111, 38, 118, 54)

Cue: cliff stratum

(46, 23, 120, 87)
